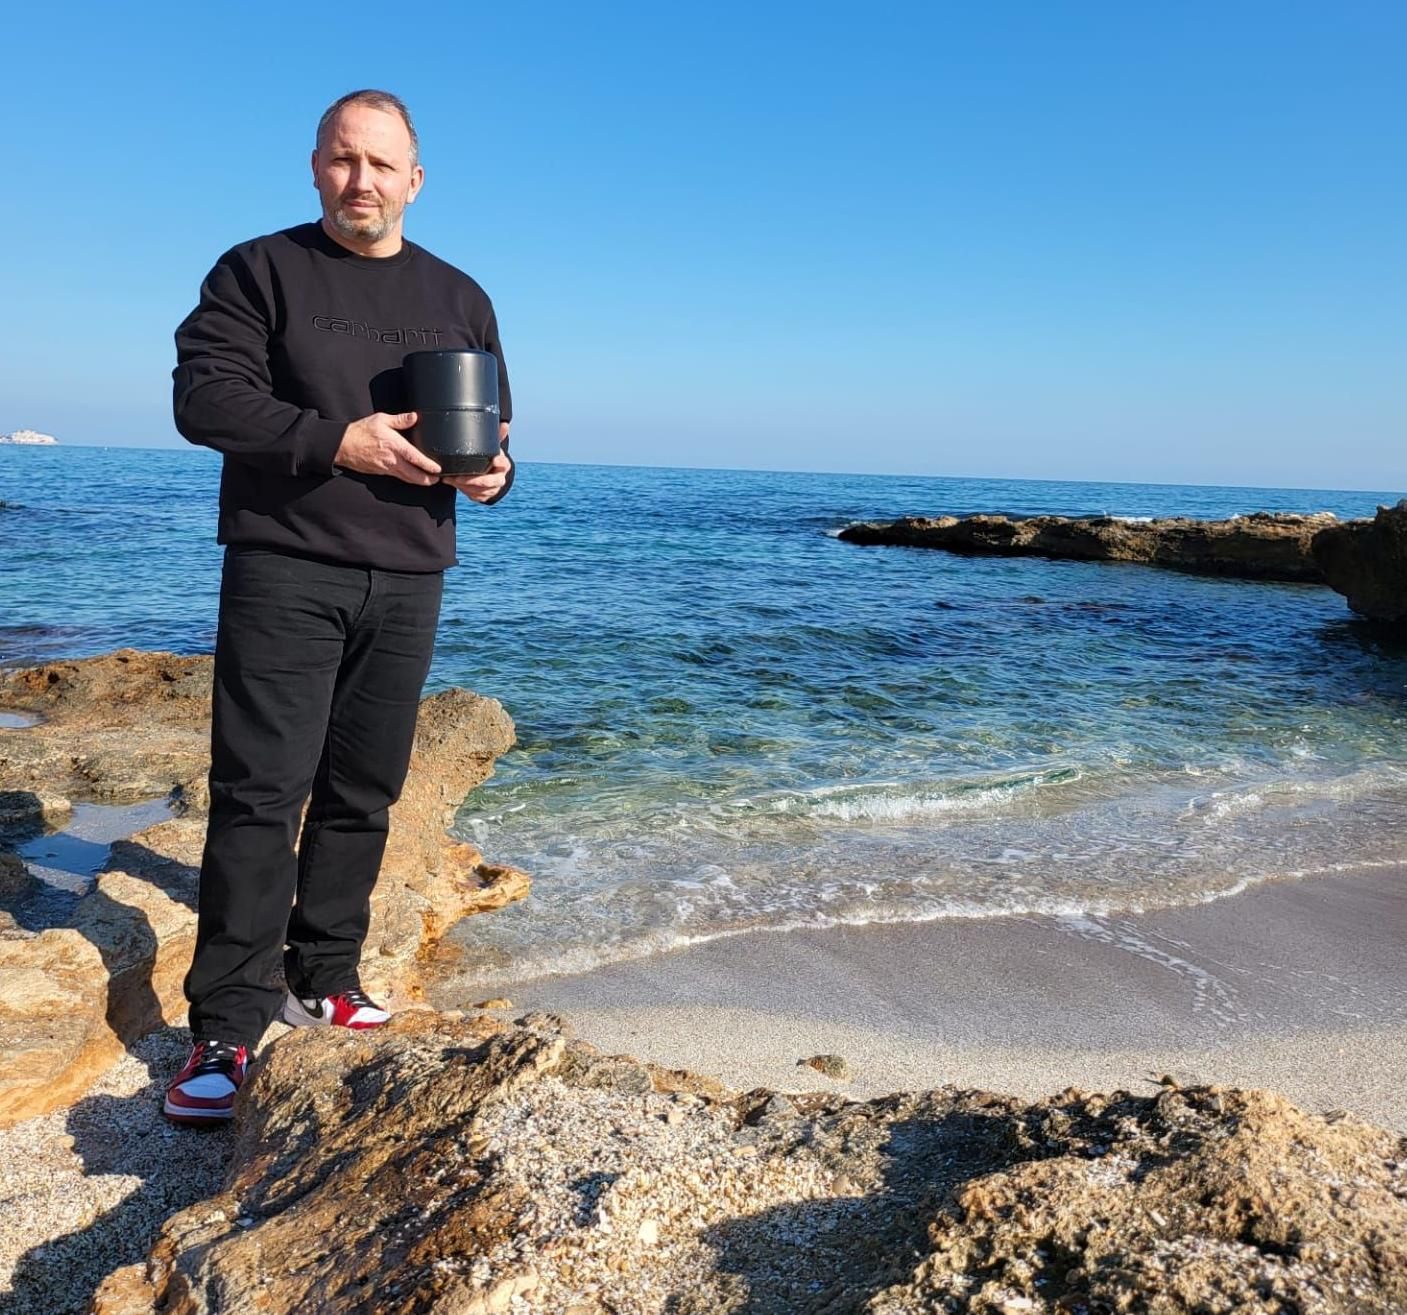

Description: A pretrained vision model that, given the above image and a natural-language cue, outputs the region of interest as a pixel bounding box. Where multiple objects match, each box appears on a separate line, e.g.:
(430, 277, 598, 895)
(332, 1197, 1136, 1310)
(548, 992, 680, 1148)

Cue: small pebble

(799, 1053, 852, 1080)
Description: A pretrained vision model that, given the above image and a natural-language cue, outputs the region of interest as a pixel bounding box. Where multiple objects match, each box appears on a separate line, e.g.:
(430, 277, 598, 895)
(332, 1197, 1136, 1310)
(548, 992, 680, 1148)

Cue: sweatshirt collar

(310, 220, 415, 270)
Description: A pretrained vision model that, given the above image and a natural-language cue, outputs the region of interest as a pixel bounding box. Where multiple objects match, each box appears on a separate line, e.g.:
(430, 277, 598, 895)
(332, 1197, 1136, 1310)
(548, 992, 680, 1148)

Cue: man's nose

(347, 159, 375, 191)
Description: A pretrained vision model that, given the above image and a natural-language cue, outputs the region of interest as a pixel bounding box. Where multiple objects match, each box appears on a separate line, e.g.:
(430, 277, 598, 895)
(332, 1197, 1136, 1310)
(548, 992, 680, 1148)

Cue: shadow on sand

(1, 791, 228, 1315)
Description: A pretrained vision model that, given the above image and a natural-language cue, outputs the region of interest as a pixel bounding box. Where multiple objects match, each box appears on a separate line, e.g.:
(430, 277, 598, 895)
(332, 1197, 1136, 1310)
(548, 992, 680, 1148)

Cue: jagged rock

(871, 1085, 1407, 1313)
(363, 687, 526, 1002)
(0, 650, 526, 1126)
(0, 930, 110, 1122)
(0, 650, 212, 806)
(840, 511, 1341, 582)
(87, 1018, 1407, 1314)
(1313, 500, 1407, 622)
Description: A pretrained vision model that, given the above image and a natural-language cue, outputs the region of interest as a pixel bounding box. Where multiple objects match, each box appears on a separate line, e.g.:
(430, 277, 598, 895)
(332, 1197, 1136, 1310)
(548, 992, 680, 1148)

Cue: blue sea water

(4, 445, 1407, 985)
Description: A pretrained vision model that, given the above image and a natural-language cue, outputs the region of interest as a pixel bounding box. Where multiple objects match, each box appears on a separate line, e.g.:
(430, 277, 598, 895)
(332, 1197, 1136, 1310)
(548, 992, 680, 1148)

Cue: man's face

(312, 105, 424, 246)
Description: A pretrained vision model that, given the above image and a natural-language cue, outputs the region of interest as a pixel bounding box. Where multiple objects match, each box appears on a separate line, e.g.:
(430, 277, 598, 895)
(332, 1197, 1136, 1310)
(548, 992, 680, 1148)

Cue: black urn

(403, 349, 501, 475)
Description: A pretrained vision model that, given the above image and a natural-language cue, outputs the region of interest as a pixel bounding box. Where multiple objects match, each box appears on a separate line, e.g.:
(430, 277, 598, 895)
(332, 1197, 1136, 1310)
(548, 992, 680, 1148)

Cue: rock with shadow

(83, 1015, 1407, 1315)
(0, 649, 529, 1126)
(0, 803, 201, 1123)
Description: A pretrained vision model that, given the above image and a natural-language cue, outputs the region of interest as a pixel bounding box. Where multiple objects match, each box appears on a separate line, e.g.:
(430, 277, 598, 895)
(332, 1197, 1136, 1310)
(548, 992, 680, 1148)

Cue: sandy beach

(4, 861, 1405, 1311)
(470, 863, 1407, 1131)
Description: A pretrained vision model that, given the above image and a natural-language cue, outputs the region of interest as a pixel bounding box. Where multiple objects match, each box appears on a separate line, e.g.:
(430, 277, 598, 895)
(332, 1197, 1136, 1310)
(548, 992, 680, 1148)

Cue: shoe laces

(333, 987, 379, 1010)
(191, 1040, 246, 1076)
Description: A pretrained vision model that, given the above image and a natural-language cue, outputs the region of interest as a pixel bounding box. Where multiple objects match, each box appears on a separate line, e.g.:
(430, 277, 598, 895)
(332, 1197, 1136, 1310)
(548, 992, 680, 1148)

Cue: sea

(4, 445, 1407, 987)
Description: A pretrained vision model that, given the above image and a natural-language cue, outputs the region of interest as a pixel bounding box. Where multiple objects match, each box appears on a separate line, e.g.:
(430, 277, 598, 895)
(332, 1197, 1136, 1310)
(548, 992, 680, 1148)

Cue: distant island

(0, 429, 58, 445)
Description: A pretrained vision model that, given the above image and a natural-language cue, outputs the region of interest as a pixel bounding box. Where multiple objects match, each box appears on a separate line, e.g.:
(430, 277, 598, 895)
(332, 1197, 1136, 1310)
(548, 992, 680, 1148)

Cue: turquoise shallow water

(4, 446, 1407, 984)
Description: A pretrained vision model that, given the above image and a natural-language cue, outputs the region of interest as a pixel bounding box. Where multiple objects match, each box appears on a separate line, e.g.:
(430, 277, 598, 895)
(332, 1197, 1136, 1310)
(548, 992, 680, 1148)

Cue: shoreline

(461, 862, 1407, 1130)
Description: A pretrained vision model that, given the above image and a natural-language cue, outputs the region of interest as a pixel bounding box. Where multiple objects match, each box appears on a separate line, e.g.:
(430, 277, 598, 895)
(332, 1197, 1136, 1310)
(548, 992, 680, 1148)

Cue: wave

(439, 854, 1407, 991)
(733, 767, 1084, 824)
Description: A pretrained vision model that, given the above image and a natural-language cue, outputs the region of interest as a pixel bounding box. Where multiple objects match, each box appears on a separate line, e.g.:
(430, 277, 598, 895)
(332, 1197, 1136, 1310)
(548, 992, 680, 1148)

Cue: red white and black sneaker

(163, 1039, 248, 1125)
(281, 986, 390, 1030)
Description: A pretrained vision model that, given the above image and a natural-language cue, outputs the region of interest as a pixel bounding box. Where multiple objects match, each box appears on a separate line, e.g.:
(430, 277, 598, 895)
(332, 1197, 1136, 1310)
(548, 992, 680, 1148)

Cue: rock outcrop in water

(1312, 501, 1407, 623)
(839, 512, 1339, 583)
(88, 1011, 1407, 1315)
(0, 650, 528, 1125)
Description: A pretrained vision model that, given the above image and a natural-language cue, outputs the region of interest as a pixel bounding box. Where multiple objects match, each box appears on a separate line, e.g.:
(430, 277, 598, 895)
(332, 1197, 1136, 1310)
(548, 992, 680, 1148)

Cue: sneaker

(163, 1039, 248, 1124)
(281, 986, 390, 1030)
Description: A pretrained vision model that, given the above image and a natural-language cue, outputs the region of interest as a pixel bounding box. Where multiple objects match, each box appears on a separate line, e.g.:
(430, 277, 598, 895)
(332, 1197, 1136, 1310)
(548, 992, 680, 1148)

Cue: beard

(328, 194, 404, 243)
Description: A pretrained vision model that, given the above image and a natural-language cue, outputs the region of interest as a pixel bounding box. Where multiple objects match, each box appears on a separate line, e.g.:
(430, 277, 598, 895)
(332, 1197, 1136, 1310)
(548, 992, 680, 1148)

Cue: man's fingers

(445, 472, 506, 489)
(386, 411, 419, 430)
(391, 437, 440, 477)
(392, 458, 440, 485)
(386, 442, 439, 484)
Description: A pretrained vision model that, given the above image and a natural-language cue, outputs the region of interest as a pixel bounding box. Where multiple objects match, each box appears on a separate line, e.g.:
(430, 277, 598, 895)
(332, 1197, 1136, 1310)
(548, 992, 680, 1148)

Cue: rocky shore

(838, 502, 1407, 621)
(86, 1015, 1407, 1315)
(0, 649, 529, 1126)
(837, 511, 1335, 581)
(4, 650, 1407, 1312)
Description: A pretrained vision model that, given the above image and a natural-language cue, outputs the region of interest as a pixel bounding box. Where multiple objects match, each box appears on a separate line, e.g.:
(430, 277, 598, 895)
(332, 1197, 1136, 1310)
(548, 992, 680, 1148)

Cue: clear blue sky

(3, 2, 1403, 489)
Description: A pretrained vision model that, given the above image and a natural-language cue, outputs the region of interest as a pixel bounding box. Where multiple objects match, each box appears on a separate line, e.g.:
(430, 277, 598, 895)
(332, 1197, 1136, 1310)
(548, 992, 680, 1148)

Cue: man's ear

(310, 149, 320, 189)
(407, 164, 425, 205)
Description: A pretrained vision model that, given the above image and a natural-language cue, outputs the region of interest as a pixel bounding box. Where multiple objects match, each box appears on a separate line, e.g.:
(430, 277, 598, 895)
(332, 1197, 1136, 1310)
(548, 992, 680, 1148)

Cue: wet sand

(478, 864, 1407, 1130)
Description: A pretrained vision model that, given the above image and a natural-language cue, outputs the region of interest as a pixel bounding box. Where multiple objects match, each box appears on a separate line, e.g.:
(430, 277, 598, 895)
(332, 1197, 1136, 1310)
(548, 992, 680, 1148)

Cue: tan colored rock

(0, 650, 212, 805)
(872, 1086, 1407, 1313)
(0, 931, 115, 1124)
(88, 1262, 157, 1315)
(0, 815, 203, 1125)
(86, 1017, 1407, 1315)
(800, 1052, 851, 1080)
(361, 687, 527, 1000)
(0, 650, 526, 1126)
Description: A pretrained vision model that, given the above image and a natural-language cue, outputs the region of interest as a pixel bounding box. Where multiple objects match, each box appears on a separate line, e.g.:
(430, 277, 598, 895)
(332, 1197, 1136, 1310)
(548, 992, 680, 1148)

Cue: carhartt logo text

(312, 315, 444, 346)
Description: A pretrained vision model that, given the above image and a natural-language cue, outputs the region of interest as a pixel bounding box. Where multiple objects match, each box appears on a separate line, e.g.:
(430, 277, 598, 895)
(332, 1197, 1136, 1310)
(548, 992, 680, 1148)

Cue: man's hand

(334, 412, 441, 485)
(442, 451, 512, 502)
(442, 426, 513, 503)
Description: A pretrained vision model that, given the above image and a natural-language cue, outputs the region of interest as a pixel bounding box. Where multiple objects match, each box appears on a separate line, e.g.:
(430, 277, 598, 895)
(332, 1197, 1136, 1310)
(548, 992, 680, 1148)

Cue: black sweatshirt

(173, 222, 513, 572)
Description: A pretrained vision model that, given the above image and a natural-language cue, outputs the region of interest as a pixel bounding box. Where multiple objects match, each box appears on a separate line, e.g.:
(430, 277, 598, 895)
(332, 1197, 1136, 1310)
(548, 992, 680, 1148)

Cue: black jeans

(185, 547, 443, 1046)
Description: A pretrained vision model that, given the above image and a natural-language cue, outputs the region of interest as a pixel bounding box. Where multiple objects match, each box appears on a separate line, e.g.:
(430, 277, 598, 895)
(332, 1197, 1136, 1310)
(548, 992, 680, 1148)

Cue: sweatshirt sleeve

(482, 302, 516, 506)
(172, 249, 346, 476)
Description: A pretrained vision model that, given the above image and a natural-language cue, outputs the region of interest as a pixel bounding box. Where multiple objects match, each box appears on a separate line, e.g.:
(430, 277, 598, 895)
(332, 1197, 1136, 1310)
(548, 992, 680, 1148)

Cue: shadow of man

(2, 1028, 234, 1315)
(674, 1095, 1037, 1315)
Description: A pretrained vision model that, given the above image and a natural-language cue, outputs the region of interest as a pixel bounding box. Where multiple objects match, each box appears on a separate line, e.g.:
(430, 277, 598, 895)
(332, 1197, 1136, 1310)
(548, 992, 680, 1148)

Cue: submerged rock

(839, 511, 1340, 583)
(0, 649, 526, 1126)
(88, 1015, 1407, 1314)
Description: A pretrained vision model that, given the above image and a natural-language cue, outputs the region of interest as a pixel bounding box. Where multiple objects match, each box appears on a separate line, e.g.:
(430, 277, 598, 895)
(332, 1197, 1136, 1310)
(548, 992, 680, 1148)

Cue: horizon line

(7, 443, 1404, 500)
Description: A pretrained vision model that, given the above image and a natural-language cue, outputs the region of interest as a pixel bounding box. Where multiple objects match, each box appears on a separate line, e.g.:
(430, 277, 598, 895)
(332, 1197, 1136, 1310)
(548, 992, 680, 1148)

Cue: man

(163, 90, 513, 1124)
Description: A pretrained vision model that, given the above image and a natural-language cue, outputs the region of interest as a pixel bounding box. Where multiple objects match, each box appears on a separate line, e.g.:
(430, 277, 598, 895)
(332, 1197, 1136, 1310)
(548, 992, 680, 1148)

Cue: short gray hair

(316, 89, 420, 165)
